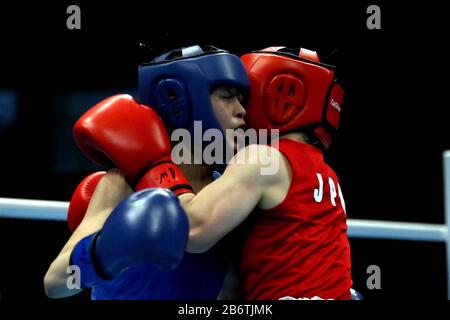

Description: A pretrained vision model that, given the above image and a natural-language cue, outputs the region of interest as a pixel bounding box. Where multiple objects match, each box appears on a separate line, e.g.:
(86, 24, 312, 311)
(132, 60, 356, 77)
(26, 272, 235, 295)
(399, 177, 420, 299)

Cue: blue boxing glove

(70, 188, 189, 288)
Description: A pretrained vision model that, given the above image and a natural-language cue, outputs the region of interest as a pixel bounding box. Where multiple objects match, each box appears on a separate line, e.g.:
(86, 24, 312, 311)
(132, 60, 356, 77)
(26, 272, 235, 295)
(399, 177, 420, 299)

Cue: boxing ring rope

(1, 151, 449, 299)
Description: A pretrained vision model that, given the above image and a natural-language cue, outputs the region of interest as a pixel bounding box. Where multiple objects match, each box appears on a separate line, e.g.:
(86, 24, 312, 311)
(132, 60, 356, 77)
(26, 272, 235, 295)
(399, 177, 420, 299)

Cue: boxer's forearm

(44, 209, 109, 298)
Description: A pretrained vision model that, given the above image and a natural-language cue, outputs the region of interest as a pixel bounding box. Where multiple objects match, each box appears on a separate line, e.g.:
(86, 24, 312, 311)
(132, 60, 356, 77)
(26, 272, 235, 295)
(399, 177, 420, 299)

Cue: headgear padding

(139, 45, 250, 136)
(242, 47, 344, 149)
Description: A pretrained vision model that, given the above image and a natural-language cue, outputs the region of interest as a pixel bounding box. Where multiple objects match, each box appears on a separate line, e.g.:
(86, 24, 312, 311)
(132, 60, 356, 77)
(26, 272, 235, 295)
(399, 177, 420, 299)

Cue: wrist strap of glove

(136, 162, 193, 195)
(69, 233, 112, 288)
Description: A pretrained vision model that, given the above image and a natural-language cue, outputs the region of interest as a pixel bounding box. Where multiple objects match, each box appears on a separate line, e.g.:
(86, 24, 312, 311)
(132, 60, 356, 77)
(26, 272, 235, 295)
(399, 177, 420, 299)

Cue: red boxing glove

(73, 94, 192, 195)
(67, 171, 106, 232)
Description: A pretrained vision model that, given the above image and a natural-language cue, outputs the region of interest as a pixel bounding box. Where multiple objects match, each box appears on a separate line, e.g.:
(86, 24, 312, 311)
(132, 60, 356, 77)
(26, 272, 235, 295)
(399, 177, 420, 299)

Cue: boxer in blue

(43, 45, 249, 299)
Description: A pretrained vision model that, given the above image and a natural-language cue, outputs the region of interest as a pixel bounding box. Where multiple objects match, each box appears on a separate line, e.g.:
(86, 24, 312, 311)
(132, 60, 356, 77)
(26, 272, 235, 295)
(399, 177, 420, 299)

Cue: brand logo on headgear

(330, 98, 341, 112)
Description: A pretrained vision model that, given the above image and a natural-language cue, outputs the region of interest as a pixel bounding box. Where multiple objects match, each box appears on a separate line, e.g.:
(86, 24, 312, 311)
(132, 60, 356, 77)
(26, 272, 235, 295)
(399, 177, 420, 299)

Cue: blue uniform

(92, 249, 227, 300)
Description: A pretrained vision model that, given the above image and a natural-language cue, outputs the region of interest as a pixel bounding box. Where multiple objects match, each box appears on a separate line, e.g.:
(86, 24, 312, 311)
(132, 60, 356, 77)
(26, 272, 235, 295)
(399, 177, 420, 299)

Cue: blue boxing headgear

(138, 45, 250, 136)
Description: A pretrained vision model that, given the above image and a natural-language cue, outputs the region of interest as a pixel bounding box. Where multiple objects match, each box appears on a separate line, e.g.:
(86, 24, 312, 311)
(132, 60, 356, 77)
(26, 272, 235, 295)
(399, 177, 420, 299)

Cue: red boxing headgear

(242, 47, 344, 149)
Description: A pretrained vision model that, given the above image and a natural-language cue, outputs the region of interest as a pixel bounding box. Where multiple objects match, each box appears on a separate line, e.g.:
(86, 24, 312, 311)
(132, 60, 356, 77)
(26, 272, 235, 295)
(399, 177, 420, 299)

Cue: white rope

(347, 219, 448, 242)
(0, 197, 68, 221)
(0, 197, 447, 240)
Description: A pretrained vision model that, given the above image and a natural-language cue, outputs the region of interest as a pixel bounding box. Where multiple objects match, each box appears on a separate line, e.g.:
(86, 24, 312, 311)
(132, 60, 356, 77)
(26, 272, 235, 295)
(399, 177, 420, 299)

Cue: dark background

(0, 1, 448, 300)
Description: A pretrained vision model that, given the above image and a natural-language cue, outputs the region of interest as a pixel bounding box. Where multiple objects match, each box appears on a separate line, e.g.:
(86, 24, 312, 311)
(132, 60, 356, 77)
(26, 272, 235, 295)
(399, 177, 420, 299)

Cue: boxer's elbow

(44, 270, 81, 299)
(187, 225, 214, 253)
(184, 204, 218, 253)
(43, 271, 62, 299)
(44, 257, 82, 299)
(185, 206, 211, 253)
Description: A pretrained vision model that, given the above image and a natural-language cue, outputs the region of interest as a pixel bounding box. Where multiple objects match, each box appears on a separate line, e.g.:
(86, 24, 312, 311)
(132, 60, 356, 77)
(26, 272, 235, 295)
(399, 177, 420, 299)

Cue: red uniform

(240, 139, 352, 300)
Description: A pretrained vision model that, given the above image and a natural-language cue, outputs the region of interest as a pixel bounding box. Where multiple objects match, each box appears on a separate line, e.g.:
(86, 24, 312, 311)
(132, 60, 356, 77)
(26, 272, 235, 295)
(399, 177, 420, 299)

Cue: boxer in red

(179, 47, 352, 299)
